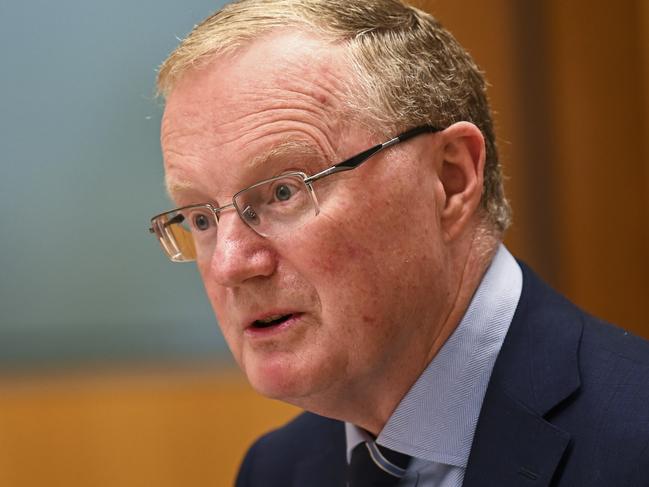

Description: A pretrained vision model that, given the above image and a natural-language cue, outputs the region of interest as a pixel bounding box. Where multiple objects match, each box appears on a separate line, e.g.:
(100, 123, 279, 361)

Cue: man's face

(161, 31, 454, 409)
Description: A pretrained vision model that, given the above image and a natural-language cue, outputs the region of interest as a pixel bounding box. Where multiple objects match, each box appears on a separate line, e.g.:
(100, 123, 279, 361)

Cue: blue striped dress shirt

(345, 245, 522, 486)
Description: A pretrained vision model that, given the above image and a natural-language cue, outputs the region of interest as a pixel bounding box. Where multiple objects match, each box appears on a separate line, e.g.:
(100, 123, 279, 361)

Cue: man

(148, 0, 649, 485)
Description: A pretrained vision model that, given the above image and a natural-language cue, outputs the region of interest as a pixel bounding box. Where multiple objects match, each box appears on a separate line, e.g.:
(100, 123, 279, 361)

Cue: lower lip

(244, 313, 303, 339)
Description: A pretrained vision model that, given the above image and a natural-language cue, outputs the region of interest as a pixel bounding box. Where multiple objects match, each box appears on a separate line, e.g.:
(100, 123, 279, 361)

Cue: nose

(206, 211, 277, 287)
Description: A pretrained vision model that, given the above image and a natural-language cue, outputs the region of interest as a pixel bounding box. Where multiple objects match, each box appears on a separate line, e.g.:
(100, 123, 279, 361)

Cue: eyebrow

(165, 138, 329, 202)
(165, 177, 199, 202)
(245, 139, 326, 170)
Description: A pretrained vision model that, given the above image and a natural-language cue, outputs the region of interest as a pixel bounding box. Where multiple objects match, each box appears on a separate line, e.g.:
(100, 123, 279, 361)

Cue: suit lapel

(464, 263, 583, 486)
(463, 383, 571, 486)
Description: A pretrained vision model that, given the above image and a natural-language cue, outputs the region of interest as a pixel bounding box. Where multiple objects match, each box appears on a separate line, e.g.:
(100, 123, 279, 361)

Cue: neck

(426, 226, 500, 363)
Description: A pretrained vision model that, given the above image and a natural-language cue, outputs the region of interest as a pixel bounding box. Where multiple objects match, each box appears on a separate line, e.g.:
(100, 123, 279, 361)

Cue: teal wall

(0, 0, 232, 369)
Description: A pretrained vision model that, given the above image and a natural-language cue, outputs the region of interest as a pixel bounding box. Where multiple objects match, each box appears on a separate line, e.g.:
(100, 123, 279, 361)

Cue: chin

(243, 355, 323, 403)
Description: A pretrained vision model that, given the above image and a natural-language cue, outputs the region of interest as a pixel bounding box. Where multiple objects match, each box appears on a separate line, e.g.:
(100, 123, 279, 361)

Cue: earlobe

(438, 122, 485, 241)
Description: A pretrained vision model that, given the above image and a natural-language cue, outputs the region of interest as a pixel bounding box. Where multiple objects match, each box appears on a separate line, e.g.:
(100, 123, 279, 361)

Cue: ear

(437, 121, 485, 241)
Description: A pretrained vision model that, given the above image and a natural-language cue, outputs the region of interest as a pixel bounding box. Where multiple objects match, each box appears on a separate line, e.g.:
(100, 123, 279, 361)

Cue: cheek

(196, 268, 242, 352)
(294, 181, 444, 326)
(197, 265, 219, 314)
(291, 215, 396, 321)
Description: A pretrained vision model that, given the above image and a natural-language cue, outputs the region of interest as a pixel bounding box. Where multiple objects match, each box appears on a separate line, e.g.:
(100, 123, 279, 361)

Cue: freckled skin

(161, 30, 484, 433)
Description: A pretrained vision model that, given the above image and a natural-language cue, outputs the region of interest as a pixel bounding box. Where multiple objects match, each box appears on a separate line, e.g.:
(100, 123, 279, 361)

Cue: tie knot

(348, 441, 411, 486)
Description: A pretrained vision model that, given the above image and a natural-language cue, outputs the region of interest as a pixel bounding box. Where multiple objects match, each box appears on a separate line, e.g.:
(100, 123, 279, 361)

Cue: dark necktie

(347, 441, 412, 486)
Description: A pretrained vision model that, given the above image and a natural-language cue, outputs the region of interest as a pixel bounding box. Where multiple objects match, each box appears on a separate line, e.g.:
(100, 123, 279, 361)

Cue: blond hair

(157, 0, 511, 232)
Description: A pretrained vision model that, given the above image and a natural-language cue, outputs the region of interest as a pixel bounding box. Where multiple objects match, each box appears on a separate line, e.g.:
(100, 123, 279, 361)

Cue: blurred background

(0, 0, 647, 485)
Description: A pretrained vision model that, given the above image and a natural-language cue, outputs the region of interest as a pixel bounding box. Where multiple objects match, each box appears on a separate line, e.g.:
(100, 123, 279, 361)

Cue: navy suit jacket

(236, 263, 649, 486)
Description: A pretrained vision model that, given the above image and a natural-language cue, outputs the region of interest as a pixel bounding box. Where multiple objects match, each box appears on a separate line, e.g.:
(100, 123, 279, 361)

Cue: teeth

(258, 314, 287, 324)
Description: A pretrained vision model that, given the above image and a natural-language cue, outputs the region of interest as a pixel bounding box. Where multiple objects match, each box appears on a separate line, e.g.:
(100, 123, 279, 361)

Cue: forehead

(165, 30, 350, 114)
(161, 30, 356, 202)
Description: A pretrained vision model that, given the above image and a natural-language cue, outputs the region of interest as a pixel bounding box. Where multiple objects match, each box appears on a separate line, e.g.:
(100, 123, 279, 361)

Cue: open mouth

(250, 313, 295, 329)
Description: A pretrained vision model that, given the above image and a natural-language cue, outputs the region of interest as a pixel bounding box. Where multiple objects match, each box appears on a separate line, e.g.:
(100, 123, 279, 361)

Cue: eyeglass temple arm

(305, 125, 441, 184)
(148, 213, 185, 234)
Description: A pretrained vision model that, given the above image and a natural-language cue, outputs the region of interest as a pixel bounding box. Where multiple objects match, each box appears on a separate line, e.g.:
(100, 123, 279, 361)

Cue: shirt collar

(345, 245, 522, 467)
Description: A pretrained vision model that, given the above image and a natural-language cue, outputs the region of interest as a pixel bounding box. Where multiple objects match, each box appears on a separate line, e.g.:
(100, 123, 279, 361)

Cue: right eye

(191, 213, 213, 231)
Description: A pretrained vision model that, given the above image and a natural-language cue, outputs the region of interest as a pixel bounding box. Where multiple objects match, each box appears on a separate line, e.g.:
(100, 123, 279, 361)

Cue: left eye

(274, 184, 293, 201)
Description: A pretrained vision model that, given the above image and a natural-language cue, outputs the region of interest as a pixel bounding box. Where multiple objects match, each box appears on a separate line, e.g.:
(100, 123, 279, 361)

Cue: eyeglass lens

(152, 173, 317, 262)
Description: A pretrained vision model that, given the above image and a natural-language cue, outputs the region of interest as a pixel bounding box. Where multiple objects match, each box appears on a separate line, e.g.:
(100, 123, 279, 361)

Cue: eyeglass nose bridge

(211, 201, 236, 219)
(213, 200, 265, 236)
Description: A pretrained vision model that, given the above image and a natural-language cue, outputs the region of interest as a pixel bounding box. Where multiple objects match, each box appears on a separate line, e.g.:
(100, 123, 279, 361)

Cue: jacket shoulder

(581, 312, 649, 365)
